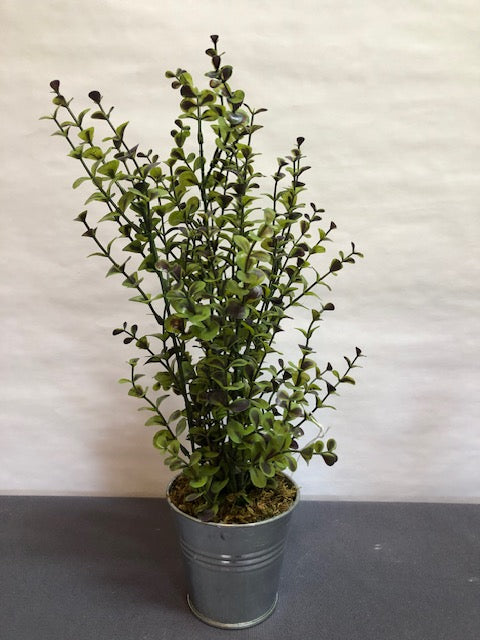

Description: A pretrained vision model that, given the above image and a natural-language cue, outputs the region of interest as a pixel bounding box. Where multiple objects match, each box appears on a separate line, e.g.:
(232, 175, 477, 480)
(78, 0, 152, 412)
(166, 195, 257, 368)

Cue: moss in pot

(42, 35, 364, 525)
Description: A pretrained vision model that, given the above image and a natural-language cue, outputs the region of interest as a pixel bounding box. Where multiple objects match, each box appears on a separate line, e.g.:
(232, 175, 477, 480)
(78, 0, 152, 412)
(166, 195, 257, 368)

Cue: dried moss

(169, 474, 297, 524)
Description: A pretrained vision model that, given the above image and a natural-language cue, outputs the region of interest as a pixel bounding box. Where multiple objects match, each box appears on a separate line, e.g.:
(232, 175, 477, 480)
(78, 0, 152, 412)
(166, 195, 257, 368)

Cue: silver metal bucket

(167, 476, 299, 629)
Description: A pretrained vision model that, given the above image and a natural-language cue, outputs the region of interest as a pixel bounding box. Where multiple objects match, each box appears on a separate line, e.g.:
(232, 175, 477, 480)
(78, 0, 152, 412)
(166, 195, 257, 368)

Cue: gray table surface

(1, 497, 479, 639)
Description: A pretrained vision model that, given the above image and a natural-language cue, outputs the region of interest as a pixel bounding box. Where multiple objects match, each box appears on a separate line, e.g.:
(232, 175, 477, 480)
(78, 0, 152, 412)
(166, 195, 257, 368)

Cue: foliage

(43, 36, 364, 519)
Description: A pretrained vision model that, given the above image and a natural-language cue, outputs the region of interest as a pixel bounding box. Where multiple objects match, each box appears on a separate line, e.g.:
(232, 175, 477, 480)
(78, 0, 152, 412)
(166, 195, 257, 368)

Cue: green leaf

(115, 122, 129, 138)
(230, 398, 250, 414)
(314, 441, 324, 453)
(52, 95, 67, 106)
(82, 146, 103, 160)
(129, 294, 151, 304)
(145, 415, 166, 426)
(154, 371, 173, 390)
(228, 89, 245, 106)
(123, 240, 144, 253)
(301, 358, 316, 370)
(74, 211, 88, 223)
(78, 127, 94, 144)
(98, 159, 119, 178)
(180, 98, 196, 112)
(249, 466, 267, 488)
(189, 281, 206, 297)
(153, 429, 173, 449)
(185, 492, 203, 502)
(233, 235, 250, 253)
(226, 420, 242, 444)
(168, 210, 186, 225)
(300, 445, 314, 463)
(231, 358, 250, 368)
(178, 169, 198, 188)
(195, 318, 219, 341)
(84, 191, 109, 205)
(185, 196, 200, 215)
(220, 65, 233, 81)
(128, 385, 145, 398)
(117, 190, 135, 212)
(284, 453, 297, 472)
(68, 145, 84, 159)
(211, 477, 229, 494)
(169, 459, 185, 471)
(98, 212, 119, 223)
(321, 452, 338, 466)
(135, 336, 150, 350)
(189, 308, 210, 326)
(175, 418, 187, 436)
(72, 176, 90, 189)
(249, 408, 261, 427)
(106, 264, 122, 277)
(260, 461, 275, 477)
(327, 439, 337, 451)
(155, 395, 169, 408)
(189, 451, 202, 466)
(330, 258, 343, 272)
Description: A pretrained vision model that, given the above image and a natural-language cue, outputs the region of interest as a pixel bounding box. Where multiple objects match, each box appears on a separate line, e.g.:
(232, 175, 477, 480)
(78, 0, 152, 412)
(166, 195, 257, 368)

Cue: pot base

(186, 593, 278, 629)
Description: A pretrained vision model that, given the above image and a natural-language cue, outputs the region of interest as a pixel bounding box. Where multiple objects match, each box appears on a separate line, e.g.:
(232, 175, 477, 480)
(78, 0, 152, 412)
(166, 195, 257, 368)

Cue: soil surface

(168, 474, 297, 524)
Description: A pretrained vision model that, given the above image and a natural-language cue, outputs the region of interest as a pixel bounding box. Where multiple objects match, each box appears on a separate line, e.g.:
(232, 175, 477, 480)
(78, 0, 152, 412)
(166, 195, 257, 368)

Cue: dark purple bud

(49, 79, 60, 92)
(296, 136, 305, 147)
(245, 285, 262, 301)
(171, 264, 182, 281)
(155, 259, 169, 271)
(226, 300, 248, 320)
(88, 90, 102, 104)
(210, 34, 219, 45)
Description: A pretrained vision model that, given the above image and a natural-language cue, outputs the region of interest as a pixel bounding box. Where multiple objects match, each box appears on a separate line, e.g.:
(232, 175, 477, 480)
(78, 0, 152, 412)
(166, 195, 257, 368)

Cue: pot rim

(166, 472, 300, 528)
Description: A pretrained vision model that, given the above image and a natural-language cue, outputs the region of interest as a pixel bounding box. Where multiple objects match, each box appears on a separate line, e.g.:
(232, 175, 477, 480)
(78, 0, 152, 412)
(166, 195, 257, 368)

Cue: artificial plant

(43, 35, 364, 519)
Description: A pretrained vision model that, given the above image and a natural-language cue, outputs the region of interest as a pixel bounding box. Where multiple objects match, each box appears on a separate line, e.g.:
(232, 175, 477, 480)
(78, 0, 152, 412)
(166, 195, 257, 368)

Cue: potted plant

(42, 35, 364, 628)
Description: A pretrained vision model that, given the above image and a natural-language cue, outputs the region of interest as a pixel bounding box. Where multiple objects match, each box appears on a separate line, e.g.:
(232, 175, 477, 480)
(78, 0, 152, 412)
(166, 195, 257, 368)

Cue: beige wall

(1, 0, 479, 500)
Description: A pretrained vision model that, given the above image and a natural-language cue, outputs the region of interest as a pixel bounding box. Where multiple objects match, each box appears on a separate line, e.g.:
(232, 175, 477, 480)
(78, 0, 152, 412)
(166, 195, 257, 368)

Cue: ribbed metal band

(179, 538, 286, 572)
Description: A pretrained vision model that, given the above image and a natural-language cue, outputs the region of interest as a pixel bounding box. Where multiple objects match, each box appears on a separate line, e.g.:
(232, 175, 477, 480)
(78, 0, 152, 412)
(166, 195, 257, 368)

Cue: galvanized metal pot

(167, 476, 299, 629)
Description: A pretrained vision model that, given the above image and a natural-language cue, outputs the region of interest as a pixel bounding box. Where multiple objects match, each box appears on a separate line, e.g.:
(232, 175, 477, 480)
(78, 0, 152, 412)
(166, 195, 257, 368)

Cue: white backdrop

(0, 0, 479, 500)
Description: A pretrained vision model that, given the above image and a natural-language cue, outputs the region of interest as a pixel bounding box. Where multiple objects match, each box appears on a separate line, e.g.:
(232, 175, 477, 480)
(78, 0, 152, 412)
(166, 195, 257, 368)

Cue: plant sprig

(43, 35, 364, 517)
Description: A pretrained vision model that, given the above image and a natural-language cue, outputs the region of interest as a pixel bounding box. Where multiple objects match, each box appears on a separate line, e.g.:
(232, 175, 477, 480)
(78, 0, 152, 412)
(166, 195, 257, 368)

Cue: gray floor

(1, 497, 479, 639)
